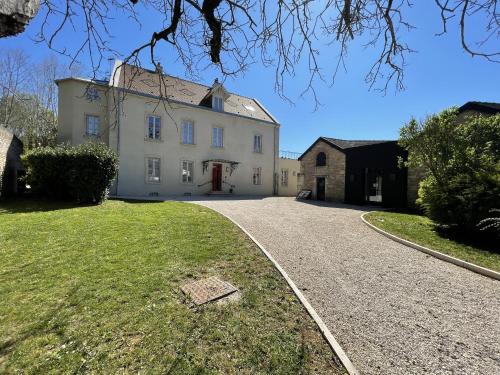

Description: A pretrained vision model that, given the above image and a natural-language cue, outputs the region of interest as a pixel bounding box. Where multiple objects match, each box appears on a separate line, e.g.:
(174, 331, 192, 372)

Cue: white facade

(56, 63, 280, 198)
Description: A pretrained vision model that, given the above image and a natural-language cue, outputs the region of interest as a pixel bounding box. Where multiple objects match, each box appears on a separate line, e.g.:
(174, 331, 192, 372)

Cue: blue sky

(0, 2, 498, 153)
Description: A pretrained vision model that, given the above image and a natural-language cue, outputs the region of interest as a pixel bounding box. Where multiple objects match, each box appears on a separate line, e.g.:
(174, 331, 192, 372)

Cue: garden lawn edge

(361, 212, 500, 281)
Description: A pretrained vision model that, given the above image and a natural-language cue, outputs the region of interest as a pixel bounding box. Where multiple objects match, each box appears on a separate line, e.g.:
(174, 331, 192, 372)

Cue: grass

(365, 210, 500, 272)
(0, 198, 342, 374)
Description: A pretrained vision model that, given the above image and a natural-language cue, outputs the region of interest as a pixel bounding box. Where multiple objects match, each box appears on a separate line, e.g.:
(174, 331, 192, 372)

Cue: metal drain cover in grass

(181, 276, 238, 305)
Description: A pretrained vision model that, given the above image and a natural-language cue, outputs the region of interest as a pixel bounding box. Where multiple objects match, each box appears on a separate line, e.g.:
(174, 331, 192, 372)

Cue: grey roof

(298, 136, 396, 160)
(321, 137, 395, 150)
(114, 64, 277, 124)
(458, 101, 500, 114)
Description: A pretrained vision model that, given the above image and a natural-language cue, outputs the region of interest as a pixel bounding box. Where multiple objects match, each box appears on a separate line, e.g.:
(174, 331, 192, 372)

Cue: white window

(181, 120, 194, 144)
(86, 115, 100, 136)
(281, 168, 289, 186)
(181, 160, 194, 184)
(252, 167, 262, 185)
(147, 157, 161, 183)
(212, 127, 223, 148)
(253, 134, 263, 153)
(147, 115, 161, 140)
(212, 95, 224, 111)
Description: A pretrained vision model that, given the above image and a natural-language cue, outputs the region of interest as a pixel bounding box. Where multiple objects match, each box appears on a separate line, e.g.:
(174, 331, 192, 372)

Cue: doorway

(365, 169, 383, 203)
(316, 177, 326, 200)
(212, 163, 223, 191)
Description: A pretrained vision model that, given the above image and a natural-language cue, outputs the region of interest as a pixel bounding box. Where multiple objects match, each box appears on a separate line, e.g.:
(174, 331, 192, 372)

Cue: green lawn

(0, 199, 342, 374)
(365, 211, 500, 272)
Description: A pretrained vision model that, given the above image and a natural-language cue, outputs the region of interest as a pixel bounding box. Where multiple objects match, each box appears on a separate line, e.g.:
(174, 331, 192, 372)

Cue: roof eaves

(297, 137, 345, 161)
(253, 98, 279, 125)
(55, 77, 109, 86)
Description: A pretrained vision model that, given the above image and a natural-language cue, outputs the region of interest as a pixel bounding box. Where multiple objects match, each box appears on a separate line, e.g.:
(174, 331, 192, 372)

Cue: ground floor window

(147, 157, 161, 183)
(181, 160, 194, 184)
(252, 167, 262, 185)
(86, 115, 100, 136)
(281, 168, 289, 186)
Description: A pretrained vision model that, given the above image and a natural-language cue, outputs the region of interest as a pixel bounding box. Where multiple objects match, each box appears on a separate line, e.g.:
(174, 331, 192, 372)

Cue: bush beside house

(400, 107, 500, 238)
(23, 143, 118, 204)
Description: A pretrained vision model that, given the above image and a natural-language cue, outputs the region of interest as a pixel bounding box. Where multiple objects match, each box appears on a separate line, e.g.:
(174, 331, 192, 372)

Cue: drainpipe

(115, 88, 121, 196)
(274, 123, 280, 195)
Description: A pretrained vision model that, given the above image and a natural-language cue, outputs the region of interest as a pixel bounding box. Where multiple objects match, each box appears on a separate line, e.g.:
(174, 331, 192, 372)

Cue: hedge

(22, 143, 118, 204)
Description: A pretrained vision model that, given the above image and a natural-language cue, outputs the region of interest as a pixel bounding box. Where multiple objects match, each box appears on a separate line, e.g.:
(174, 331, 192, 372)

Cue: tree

(0, 49, 76, 148)
(399, 109, 500, 237)
(1, 1, 499, 103)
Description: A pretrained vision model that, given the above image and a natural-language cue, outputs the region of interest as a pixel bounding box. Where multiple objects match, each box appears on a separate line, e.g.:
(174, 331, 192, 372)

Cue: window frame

(212, 126, 224, 148)
(181, 119, 195, 145)
(316, 152, 327, 167)
(145, 157, 161, 184)
(212, 95, 224, 112)
(252, 167, 262, 185)
(146, 114, 162, 141)
(181, 160, 194, 184)
(85, 114, 100, 137)
(253, 134, 263, 153)
(281, 168, 289, 186)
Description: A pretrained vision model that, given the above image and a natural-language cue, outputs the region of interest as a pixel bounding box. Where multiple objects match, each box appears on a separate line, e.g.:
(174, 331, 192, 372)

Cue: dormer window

(212, 95, 224, 112)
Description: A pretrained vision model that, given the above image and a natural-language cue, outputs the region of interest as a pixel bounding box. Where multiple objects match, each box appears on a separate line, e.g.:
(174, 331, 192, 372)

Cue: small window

(212, 127, 223, 148)
(316, 152, 326, 167)
(147, 157, 161, 183)
(253, 134, 263, 153)
(281, 169, 289, 186)
(181, 160, 194, 184)
(181, 120, 194, 144)
(86, 115, 100, 136)
(212, 95, 224, 111)
(147, 115, 161, 140)
(252, 167, 262, 185)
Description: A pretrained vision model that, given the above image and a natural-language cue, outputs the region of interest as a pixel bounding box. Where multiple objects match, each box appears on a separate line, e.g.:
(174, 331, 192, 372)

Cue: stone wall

(299, 140, 345, 201)
(0, 127, 23, 197)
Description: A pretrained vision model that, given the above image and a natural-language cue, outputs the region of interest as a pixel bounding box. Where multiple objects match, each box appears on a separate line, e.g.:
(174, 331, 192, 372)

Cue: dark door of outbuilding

(316, 177, 325, 200)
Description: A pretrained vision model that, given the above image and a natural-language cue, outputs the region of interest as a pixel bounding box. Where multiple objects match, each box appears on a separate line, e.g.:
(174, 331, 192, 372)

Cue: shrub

(400, 109, 500, 237)
(22, 143, 118, 204)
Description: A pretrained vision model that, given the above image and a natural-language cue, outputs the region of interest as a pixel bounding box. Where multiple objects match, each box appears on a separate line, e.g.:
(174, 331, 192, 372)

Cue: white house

(56, 61, 284, 197)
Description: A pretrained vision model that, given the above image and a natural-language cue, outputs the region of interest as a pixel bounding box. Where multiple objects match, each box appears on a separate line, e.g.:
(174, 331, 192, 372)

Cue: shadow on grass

(434, 226, 499, 253)
(0, 196, 96, 214)
(382, 208, 498, 253)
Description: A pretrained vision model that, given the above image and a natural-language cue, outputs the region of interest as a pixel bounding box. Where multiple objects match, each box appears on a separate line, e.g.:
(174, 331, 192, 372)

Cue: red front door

(212, 164, 222, 191)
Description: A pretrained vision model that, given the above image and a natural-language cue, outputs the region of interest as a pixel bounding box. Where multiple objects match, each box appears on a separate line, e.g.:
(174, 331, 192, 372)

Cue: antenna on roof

(156, 62, 164, 75)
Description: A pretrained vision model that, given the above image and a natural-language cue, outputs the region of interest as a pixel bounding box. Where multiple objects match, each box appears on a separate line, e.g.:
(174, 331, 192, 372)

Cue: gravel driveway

(192, 197, 500, 375)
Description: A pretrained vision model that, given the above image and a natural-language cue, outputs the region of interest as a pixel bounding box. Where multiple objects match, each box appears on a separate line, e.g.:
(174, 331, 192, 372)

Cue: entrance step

(207, 191, 233, 196)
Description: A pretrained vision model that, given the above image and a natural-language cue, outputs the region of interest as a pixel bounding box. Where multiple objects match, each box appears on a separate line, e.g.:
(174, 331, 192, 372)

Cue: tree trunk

(0, 0, 40, 37)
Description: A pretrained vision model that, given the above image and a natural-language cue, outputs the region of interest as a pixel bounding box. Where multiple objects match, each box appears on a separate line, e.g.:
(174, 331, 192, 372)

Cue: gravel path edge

(361, 211, 500, 281)
(196, 203, 361, 375)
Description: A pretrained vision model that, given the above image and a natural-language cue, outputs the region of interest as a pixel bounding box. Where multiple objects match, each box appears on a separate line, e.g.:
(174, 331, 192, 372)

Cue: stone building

(298, 137, 408, 206)
(0, 127, 23, 197)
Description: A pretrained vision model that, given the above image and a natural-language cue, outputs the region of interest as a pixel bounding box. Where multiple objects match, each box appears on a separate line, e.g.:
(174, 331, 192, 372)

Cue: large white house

(56, 61, 291, 197)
